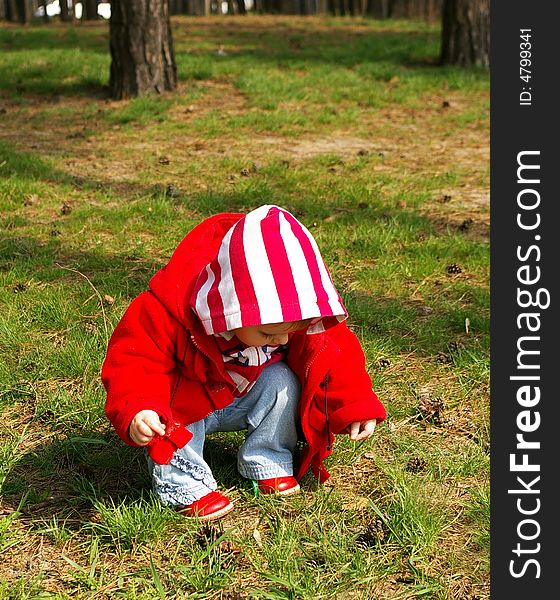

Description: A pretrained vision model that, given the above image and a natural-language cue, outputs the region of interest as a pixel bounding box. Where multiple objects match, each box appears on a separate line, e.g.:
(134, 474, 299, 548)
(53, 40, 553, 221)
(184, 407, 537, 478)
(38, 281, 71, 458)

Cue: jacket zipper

(323, 374, 332, 451)
(304, 340, 328, 381)
(189, 332, 236, 389)
(169, 341, 189, 410)
(171, 334, 228, 426)
(303, 340, 332, 452)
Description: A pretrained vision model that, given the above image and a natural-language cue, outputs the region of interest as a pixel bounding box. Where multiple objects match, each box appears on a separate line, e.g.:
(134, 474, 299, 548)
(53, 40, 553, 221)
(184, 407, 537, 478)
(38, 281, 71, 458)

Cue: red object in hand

(147, 420, 192, 464)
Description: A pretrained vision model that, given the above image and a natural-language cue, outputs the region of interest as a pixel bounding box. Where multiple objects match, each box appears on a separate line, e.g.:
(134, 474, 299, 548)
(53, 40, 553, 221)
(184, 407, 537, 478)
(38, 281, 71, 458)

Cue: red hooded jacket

(102, 208, 386, 481)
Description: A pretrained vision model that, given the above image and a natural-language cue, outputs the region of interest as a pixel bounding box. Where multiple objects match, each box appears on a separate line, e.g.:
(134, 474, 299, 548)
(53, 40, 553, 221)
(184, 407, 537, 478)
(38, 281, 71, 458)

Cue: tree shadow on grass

(0, 142, 256, 220)
(1, 428, 249, 525)
(0, 144, 489, 360)
(0, 18, 438, 63)
(0, 24, 108, 54)
(1, 234, 165, 302)
(0, 17, 471, 101)
(344, 286, 489, 360)
(2, 431, 149, 520)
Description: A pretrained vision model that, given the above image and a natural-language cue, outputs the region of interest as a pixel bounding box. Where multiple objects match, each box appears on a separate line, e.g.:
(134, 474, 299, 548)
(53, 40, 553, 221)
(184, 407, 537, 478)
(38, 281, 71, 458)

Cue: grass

(0, 14, 489, 599)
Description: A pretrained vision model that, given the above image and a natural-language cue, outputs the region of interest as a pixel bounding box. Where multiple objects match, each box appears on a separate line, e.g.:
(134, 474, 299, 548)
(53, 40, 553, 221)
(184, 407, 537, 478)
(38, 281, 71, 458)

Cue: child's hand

(129, 410, 166, 446)
(347, 419, 376, 441)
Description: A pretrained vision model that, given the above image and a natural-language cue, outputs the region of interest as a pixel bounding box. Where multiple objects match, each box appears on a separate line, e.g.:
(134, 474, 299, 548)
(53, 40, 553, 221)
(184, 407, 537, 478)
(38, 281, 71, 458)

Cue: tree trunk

(59, 0, 72, 21)
(389, 0, 406, 17)
(15, 0, 33, 22)
(367, 0, 390, 18)
(7, 0, 19, 21)
(109, 0, 178, 100)
(38, 0, 48, 20)
(440, 0, 489, 68)
(426, 0, 442, 21)
(83, 0, 99, 19)
(189, 0, 206, 15)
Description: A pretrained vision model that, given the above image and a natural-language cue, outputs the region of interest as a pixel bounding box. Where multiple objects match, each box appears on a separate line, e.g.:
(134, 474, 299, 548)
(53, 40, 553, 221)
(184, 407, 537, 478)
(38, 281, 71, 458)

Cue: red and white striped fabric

(190, 205, 347, 335)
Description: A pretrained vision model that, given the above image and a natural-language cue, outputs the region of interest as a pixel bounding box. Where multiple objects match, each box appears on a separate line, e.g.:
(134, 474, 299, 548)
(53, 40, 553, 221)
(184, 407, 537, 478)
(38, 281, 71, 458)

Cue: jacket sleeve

(101, 291, 183, 446)
(323, 324, 386, 434)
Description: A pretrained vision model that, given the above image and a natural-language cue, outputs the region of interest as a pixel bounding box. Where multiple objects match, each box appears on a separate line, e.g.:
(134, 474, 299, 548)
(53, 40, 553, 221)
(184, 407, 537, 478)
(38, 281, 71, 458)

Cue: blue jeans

(147, 361, 300, 507)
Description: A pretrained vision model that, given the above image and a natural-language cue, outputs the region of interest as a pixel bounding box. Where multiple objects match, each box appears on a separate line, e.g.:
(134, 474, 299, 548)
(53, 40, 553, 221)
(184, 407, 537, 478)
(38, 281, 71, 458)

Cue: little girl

(102, 205, 386, 520)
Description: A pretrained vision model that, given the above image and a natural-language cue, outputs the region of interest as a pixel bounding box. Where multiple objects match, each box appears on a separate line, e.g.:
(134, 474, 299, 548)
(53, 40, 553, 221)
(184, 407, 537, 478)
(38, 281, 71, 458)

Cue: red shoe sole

(179, 493, 235, 521)
(277, 483, 300, 496)
(257, 478, 301, 496)
(195, 501, 234, 521)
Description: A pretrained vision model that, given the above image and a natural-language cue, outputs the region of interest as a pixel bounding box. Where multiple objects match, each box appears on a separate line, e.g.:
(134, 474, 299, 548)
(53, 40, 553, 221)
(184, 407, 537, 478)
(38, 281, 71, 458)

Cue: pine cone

(447, 263, 462, 274)
(406, 456, 427, 473)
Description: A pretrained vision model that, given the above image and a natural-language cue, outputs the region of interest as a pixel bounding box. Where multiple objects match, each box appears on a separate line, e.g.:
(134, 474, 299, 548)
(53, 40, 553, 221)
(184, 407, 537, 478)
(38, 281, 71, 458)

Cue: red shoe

(257, 476, 300, 496)
(179, 491, 234, 521)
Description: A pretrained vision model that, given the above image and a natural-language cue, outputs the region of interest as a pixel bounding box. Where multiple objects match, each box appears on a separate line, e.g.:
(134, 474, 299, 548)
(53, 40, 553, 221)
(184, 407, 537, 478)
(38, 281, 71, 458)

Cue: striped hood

(190, 205, 347, 335)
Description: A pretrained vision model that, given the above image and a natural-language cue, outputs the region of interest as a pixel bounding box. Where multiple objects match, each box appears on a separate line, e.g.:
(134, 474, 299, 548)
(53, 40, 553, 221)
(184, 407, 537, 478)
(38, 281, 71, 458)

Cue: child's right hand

(129, 410, 166, 446)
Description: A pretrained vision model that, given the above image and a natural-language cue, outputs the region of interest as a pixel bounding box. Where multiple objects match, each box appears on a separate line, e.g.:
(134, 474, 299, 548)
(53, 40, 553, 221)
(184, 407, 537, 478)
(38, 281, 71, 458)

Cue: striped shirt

(214, 331, 286, 396)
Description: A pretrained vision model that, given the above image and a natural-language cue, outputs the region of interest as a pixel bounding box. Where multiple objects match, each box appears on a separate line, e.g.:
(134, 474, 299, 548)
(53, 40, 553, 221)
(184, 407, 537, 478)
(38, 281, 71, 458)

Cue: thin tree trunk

(15, 0, 33, 22)
(427, 0, 441, 21)
(109, 0, 178, 100)
(59, 0, 72, 21)
(83, 0, 99, 20)
(7, 0, 19, 21)
(38, 0, 48, 20)
(441, 0, 489, 67)
(367, 0, 390, 18)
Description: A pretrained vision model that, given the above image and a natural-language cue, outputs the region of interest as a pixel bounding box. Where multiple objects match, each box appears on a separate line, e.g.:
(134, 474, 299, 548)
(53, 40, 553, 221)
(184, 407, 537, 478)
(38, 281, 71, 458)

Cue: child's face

(232, 320, 312, 347)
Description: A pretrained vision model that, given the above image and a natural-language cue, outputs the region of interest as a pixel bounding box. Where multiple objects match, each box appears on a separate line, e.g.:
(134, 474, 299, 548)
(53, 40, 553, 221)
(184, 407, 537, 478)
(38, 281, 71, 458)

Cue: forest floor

(0, 15, 489, 600)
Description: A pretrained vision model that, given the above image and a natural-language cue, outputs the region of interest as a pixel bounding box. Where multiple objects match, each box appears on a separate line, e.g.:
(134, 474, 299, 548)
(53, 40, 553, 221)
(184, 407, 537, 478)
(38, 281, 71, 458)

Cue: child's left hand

(347, 419, 377, 441)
